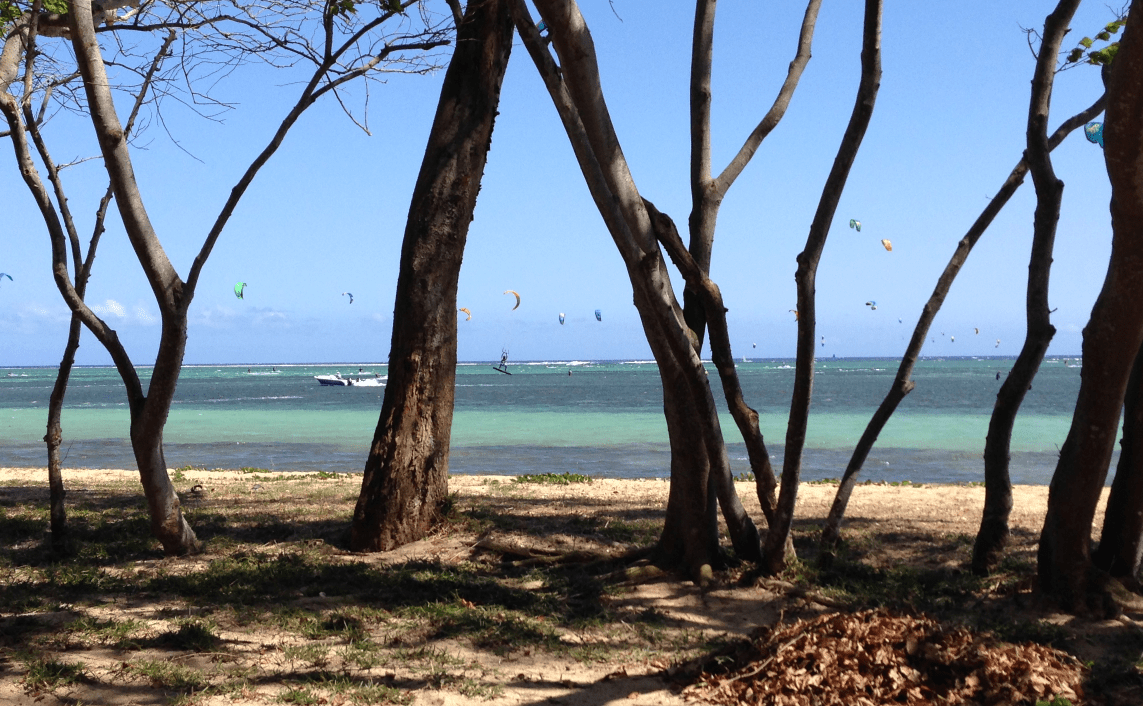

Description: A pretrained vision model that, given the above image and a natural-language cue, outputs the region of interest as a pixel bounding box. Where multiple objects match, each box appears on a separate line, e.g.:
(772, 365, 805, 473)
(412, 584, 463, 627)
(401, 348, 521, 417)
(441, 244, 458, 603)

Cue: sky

(1, 1, 1121, 366)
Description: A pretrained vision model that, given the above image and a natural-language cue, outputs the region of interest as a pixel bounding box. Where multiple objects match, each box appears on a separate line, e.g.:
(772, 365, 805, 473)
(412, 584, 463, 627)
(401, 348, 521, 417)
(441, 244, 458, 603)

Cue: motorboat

(314, 372, 386, 387)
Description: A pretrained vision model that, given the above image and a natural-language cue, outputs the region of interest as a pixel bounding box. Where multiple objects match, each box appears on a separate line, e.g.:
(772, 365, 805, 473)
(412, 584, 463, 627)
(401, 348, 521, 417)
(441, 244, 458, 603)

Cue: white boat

(314, 372, 386, 387)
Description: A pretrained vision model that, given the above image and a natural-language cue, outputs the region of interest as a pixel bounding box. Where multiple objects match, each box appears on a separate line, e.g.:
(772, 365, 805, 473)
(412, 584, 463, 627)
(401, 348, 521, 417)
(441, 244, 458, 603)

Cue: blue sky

(1, 1, 1119, 366)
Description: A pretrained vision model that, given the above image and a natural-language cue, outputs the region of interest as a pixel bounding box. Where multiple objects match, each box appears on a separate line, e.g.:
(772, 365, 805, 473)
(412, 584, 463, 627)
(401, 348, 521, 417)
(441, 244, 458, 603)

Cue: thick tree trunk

(1039, 0, 1143, 613)
(761, 0, 881, 575)
(1094, 345, 1143, 586)
(350, 0, 513, 552)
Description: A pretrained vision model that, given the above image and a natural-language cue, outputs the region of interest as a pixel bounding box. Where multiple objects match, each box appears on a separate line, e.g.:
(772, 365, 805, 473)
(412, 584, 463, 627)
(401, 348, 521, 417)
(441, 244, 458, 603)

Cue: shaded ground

(0, 468, 1141, 705)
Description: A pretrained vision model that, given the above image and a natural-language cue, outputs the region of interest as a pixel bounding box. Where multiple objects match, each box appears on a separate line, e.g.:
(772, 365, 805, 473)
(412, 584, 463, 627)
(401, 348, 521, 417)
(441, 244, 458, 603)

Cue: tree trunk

(1039, 0, 1143, 613)
(817, 93, 1104, 559)
(514, 1, 761, 580)
(1094, 344, 1143, 586)
(761, 0, 882, 575)
(682, 0, 821, 535)
(350, 0, 513, 552)
(974, 0, 1080, 576)
(44, 315, 82, 553)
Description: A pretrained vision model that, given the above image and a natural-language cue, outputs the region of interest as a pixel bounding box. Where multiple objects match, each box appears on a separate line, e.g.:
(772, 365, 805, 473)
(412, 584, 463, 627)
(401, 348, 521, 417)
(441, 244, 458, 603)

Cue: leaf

(42, 0, 68, 13)
(1095, 31, 1111, 41)
(1066, 48, 1084, 63)
(1079, 36, 1094, 48)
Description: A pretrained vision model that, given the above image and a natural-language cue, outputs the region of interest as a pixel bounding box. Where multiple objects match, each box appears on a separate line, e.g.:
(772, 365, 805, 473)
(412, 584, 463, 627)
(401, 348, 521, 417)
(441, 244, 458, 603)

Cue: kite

(790, 309, 799, 321)
(0, 273, 11, 286)
(849, 219, 861, 232)
(865, 300, 877, 311)
(595, 309, 602, 322)
(996, 339, 1001, 348)
(559, 312, 566, 325)
(459, 307, 472, 321)
(951, 336, 955, 343)
(234, 282, 247, 299)
(342, 292, 354, 304)
(504, 290, 521, 310)
(752, 342, 757, 348)
(881, 239, 892, 252)
(974, 327, 979, 335)
(821, 336, 826, 347)
(1084, 122, 1104, 149)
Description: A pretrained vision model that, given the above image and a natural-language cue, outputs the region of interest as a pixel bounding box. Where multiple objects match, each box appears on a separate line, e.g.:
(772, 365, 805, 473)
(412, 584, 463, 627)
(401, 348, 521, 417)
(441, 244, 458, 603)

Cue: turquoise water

(0, 358, 1092, 483)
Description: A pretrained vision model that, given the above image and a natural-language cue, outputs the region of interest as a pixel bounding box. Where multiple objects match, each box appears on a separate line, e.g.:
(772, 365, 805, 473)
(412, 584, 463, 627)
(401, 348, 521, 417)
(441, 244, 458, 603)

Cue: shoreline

(0, 466, 1104, 538)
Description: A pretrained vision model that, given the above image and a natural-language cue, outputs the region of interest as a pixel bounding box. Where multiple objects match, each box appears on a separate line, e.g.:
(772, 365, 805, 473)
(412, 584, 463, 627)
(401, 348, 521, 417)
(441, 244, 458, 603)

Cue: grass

(513, 472, 592, 485)
(2, 470, 1140, 704)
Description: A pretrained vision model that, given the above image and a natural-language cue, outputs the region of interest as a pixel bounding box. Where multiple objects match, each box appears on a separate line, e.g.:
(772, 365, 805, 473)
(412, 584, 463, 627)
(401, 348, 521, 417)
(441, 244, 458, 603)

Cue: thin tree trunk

(761, 0, 882, 575)
(1093, 344, 1143, 587)
(974, 0, 1080, 576)
(816, 94, 1104, 559)
(350, 0, 514, 552)
(1039, 0, 1143, 613)
(683, 0, 821, 533)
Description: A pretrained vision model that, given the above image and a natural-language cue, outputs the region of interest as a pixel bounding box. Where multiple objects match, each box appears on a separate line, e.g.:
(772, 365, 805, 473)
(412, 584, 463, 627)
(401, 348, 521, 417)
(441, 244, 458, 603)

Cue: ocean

(0, 357, 1094, 485)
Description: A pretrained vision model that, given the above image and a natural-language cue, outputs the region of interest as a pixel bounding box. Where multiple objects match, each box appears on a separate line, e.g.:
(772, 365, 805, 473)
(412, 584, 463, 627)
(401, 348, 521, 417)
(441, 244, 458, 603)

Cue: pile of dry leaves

(680, 609, 1084, 705)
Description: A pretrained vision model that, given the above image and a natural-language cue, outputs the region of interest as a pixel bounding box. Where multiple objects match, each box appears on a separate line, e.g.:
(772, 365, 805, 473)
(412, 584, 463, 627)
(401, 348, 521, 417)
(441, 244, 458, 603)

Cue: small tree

(2, 0, 447, 554)
(513, 0, 881, 578)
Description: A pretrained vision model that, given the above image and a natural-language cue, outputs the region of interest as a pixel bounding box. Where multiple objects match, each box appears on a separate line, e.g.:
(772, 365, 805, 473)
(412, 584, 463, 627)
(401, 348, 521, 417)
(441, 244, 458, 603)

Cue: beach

(4, 465, 1137, 706)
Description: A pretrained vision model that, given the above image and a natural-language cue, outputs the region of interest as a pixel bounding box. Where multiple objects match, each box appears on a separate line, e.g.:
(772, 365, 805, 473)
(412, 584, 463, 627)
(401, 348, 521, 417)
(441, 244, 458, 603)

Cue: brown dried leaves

(682, 609, 1084, 706)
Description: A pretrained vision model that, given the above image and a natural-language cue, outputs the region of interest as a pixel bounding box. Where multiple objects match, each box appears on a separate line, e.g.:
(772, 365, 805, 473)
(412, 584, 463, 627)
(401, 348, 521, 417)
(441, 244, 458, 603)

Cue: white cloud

(91, 299, 127, 318)
(134, 306, 159, 325)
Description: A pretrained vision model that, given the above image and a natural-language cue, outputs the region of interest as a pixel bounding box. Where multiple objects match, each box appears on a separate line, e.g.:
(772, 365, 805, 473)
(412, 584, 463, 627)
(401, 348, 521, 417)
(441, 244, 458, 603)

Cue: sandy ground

(0, 467, 1124, 706)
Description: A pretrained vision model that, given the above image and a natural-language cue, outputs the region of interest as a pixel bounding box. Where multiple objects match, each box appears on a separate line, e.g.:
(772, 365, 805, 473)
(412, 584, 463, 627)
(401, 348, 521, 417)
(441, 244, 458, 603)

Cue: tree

(2, 0, 447, 554)
(817, 100, 1105, 560)
(513, 0, 881, 579)
(350, 0, 514, 552)
(1038, 0, 1143, 613)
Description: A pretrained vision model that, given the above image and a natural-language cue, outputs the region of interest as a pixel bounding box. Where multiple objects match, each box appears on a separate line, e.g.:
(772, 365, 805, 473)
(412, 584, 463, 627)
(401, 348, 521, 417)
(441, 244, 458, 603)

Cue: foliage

(512, 472, 591, 485)
(1064, 18, 1127, 67)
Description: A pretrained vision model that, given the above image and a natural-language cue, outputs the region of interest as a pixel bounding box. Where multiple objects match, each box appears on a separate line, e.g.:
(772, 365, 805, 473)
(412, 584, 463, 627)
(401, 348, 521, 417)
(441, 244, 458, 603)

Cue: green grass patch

(20, 654, 87, 691)
(513, 472, 591, 485)
(127, 659, 209, 690)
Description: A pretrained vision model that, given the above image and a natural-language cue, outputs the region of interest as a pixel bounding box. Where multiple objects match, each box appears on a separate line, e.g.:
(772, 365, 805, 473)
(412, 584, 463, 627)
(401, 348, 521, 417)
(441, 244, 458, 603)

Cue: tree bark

(817, 94, 1105, 559)
(682, 0, 821, 534)
(350, 0, 514, 552)
(1094, 344, 1143, 586)
(1038, 0, 1143, 613)
(514, 0, 761, 580)
(761, 0, 881, 576)
(974, 0, 1079, 576)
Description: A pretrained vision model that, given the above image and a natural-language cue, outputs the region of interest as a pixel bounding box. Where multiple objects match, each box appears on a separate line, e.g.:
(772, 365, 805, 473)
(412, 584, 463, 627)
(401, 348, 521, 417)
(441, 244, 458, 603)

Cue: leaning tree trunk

(350, 0, 514, 552)
(761, 0, 881, 576)
(817, 95, 1104, 560)
(974, 0, 1079, 576)
(1038, 0, 1143, 613)
(514, 0, 763, 580)
(1093, 344, 1143, 588)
